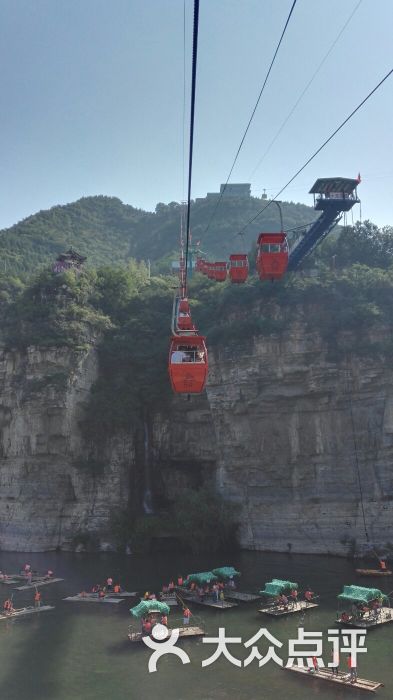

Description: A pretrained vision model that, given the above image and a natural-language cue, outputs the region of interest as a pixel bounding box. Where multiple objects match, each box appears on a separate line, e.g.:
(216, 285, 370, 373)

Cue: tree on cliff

(317, 221, 393, 269)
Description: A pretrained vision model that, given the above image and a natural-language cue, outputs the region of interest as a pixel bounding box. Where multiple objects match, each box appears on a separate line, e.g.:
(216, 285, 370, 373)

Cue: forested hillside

(0, 194, 317, 275)
(0, 219, 393, 553)
(129, 196, 318, 267)
(0, 220, 392, 428)
(0, 196, 145, 274)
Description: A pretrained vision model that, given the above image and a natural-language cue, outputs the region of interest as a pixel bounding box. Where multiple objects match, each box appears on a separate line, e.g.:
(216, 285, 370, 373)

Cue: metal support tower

(287, 177, 360, 271)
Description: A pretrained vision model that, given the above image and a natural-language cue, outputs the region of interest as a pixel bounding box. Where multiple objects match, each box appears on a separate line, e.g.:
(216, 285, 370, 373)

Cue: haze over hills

(0, 193, 318, 275)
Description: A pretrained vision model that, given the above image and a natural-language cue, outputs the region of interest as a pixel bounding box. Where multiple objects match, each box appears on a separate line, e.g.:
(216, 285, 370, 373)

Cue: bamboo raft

(128, 625, 204, 643)
(259, 600, 319, 616)
(0, 605, 54, 621)
(336, 607, 393, 629)
(178, 594, 237, 609)
(191, 599, 237, 609)
(224, 591, 261, 602)
(14, 578, 64, 591)
(175, 586, 238, 609)
(63, 594, 124, 604)
(107, 591, 137, 598)
(160, 593, 178, 606)
(355, 569, 392, 577)
(0, 573, 29, 581)
(285, 665, 384, 693)
(0, 574, 57, 586)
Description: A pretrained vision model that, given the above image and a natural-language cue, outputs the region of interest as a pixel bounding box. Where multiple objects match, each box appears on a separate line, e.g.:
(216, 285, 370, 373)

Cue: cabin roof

(309, 177, 359, 195)
(337, 584, 387, 603)
(260, 579, 298, 596)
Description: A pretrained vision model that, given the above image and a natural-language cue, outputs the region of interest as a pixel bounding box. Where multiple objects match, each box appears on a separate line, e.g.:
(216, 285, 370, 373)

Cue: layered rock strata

(0, 325, 392, 554)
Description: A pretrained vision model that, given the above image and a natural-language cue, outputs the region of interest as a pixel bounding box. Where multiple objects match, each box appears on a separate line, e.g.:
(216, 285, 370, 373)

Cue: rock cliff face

(204, 326, 393, 555)
(0, 346, 131, 551)
(1, 324, 393, 554)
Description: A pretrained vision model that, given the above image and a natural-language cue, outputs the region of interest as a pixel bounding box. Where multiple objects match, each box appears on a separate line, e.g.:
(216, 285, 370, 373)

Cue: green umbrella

(212, 567, 241, 581)
(130, 600, 170, 619)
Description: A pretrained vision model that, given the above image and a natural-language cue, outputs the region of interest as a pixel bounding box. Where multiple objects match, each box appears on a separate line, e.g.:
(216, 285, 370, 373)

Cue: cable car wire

(348, 366, 388, 561)
(236, 66, 393, 236)
(346, 369, 370, 544)
(285, 221, 316, 234)
(184, 0, 200, 294)
(203, 0, 298, 238)
(249, 0, 363, 179)
(182, 0, 187, 202)
(179, 1, 187, 259)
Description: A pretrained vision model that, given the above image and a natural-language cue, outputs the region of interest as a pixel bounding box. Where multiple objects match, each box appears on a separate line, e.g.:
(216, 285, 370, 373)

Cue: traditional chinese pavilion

(52, 249, 86, 274)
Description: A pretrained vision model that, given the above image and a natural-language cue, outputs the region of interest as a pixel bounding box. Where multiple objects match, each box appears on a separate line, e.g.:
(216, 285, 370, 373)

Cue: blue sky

(0, 0, 392, 230)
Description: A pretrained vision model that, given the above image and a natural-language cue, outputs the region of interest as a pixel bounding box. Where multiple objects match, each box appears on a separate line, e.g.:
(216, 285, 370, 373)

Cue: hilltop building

(219, 183, 251, 198)
(53, 249, 86, 274)
(201, 183, 252, 201)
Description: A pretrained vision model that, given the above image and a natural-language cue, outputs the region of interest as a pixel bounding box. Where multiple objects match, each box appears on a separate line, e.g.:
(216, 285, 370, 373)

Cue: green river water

(0, 550, 391, 700)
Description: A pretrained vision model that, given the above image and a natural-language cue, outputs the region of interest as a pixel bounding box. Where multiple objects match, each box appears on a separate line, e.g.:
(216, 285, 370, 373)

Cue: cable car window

(261, 244, 270, 252)
(171, 350, 187, 363)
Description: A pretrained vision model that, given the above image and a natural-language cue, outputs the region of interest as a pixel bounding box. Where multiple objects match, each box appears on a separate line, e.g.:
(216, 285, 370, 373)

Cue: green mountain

(0, 196, 146, 274)
(0, 194, 317, 275)
(130, 196, 318, 266)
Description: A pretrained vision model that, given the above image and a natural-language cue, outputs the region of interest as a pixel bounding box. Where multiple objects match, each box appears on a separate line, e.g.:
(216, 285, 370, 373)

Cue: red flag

(356, 172, 361, 183)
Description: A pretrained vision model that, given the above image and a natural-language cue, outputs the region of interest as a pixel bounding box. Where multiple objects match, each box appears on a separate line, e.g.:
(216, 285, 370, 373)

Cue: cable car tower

(287, 177, 360, 271)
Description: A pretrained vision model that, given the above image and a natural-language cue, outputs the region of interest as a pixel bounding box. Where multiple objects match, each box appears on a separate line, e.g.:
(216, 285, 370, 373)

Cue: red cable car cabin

(256, 232, 288, 281)
(228, 254, 249, 283)
(213, 262, 227, 282)
(177, 299, 195, 331)
(168, 335, 208, 393)
(206, 263, 215, 279)
(178, 299, 190, 314)
(177, 313, 195, 331)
